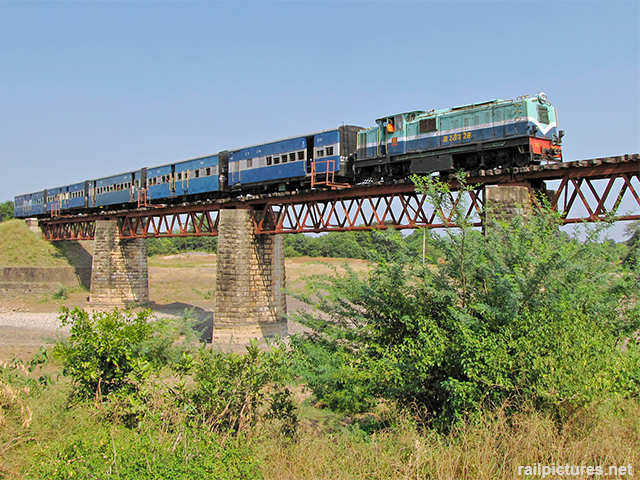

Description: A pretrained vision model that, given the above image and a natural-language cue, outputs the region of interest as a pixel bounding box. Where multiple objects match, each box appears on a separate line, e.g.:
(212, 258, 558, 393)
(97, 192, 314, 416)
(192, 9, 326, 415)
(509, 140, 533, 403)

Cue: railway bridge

(33, 154, 640, 344)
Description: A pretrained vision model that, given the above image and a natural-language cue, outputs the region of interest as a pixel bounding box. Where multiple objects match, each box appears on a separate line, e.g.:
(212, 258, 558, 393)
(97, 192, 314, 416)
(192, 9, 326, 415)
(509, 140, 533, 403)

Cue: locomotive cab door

(386, 114, 406, 157)
(376, 114, 406, 158)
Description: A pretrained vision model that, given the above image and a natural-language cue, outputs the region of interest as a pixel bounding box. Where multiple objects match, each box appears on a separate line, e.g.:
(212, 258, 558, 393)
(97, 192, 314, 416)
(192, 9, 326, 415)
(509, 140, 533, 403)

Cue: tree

(0, 201, 14, 222)
(623, 221, 640, 271)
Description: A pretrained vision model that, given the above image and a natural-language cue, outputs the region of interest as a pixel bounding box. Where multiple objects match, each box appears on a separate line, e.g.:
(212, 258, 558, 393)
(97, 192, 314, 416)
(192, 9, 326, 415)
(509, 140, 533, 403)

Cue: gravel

(0, 312, 68, 333)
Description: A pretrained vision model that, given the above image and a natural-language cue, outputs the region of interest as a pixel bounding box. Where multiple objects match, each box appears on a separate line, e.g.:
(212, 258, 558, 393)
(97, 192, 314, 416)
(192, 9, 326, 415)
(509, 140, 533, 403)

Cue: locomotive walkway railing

(38, 154, 639, 241)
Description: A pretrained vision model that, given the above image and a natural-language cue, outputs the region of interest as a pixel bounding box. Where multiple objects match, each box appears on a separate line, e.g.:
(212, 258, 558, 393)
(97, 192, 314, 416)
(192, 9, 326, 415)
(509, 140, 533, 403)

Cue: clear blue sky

(1, 1, 638, 201)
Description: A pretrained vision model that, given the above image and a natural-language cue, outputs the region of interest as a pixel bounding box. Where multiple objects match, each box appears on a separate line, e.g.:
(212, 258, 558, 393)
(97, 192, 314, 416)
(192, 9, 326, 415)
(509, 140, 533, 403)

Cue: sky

(1, 1, 638, 223)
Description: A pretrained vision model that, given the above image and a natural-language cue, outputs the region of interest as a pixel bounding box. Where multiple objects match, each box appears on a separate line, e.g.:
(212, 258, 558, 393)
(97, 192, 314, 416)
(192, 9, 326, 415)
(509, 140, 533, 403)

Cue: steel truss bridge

(40, 154, 640, 241)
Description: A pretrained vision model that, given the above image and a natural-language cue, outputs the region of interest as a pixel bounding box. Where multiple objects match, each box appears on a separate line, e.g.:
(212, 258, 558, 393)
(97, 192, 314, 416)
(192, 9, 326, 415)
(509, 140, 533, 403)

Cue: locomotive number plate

(443, 132, 472, 143)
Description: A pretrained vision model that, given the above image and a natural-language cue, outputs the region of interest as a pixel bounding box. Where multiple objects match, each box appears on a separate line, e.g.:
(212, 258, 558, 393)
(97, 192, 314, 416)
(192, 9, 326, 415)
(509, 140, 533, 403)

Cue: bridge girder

(38, 154, 640, 241)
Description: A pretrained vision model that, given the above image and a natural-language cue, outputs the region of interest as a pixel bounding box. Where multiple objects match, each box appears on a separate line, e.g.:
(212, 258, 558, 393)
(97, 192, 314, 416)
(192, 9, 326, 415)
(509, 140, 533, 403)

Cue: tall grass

(1, 345, 638, 479)
(257, 400, 640, 480)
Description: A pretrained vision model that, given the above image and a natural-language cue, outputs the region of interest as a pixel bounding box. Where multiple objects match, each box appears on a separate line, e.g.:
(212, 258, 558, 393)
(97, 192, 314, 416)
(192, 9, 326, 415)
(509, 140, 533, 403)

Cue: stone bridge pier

(213, 208, 287, 345)
(484, 183, 534, 223)
(89, 219, 149, 308)
(87, 211, 287, 345)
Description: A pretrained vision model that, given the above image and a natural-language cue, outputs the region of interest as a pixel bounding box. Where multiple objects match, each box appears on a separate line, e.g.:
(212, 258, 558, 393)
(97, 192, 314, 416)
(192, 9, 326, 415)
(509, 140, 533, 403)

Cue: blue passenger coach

(228, 126, 360, 190)
(146, 164, 173, 201)
(228, 135, 309, 189)
(66, 182, 88, 211)
(173, 154, 220, 197)
(92, 170, 144, 208)
(14, 191, 45, 217)
(147, 154, 219, 201)
(44, 182, 87, 214)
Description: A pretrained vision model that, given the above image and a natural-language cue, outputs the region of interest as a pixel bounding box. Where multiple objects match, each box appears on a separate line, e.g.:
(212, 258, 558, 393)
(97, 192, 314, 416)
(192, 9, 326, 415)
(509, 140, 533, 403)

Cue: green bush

(623, 221, 640, 272)
(292, 176, 640, 429)
(0, 200, 13, 222)
(186, 341, 297, 435)
(291, 336, 373, 413)
(51, 286, 68, 300)
(54, 308, 156, 399)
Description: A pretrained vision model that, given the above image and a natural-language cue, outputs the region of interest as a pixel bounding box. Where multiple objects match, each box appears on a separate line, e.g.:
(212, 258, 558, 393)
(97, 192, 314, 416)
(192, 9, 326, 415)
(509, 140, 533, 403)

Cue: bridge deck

(38, 154, 639, 240)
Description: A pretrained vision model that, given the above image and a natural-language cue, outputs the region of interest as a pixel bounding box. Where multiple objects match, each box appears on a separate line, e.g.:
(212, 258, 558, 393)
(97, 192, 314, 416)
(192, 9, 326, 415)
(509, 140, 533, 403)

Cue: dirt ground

(0, 254, 369, 361)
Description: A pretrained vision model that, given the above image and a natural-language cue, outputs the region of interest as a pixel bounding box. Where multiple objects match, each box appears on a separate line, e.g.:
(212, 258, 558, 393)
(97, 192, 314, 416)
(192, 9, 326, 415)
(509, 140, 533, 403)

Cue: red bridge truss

(39, 154, 640, 241)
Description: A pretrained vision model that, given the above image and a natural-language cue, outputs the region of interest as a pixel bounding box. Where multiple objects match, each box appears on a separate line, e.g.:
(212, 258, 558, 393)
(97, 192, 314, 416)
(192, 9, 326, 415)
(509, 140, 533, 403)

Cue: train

(13, 92, 563, 218)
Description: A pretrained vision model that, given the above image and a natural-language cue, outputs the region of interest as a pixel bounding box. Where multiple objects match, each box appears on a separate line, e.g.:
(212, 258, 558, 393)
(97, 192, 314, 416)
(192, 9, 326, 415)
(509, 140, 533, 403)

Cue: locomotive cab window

(419, 118, 437, 133)
(537, 106, 549, 124)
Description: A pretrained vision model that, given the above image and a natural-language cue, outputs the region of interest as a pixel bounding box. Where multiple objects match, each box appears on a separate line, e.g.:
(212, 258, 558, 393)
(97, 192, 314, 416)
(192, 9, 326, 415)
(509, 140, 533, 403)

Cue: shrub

(51, 286, 68, 300)
(292, 175, 640, 429)
(0, 200, 13, 222)
(186, 341, 297, 435)
(54, 308, 155, 399)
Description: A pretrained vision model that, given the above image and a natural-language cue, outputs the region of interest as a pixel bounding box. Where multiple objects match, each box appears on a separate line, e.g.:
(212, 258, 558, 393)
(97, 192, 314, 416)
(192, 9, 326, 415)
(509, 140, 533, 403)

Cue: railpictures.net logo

(517, 464, 634, 477)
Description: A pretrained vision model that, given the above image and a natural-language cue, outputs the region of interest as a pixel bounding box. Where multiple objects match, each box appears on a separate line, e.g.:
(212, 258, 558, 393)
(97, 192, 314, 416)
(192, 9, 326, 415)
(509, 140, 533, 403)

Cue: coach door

(305, 136, 314, 174)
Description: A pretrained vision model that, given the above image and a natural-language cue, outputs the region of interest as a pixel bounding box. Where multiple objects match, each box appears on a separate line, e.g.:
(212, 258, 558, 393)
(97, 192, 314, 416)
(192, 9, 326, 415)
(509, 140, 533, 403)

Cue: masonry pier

(484, 184, 533, 223)
(89, 219, 149, 308)
(214, 208, 287, 345)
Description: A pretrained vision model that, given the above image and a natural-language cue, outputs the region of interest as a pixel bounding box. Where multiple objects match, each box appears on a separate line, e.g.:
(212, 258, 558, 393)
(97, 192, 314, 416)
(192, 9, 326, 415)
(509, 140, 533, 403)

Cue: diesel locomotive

(13, 92, 562, 218)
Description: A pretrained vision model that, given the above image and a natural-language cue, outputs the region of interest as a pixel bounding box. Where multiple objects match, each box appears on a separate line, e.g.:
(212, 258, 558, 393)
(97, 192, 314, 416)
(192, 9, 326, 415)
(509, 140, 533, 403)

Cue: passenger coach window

(298, 151, 305, 160)
(266, 156, 272, 166)
(326, 147, 334, 156)
(206, 167, 211, 176)
(289, 153, 296, 161)
(316, 149, 324, 157)
(247, 159, 253, 168)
